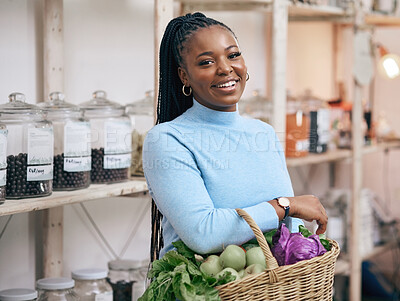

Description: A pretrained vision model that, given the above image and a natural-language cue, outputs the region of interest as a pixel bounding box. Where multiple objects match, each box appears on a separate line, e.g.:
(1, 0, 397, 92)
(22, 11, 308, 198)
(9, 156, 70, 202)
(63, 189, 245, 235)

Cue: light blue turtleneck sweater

(143, 100, 303, 257)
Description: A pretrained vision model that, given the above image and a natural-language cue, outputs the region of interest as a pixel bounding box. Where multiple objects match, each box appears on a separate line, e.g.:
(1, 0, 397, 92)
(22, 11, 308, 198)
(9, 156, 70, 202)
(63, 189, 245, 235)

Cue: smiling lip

(212, 79, 240, 89)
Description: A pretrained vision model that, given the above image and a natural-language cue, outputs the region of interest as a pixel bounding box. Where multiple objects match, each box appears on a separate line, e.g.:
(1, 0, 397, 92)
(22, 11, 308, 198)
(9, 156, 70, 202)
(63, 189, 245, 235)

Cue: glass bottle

(0, 289, 37, 301)
(36, 278, 78, 301)
(80, 91, 132, 184)
(300, 89, 331, 154)
(285, 92, 310, 158)
(0, 93, 53, 199)
(72, 268, 113, 301)
(0, 122, 7, 204)
(40, 92, 91, 190)
(125, 90, 154, 177)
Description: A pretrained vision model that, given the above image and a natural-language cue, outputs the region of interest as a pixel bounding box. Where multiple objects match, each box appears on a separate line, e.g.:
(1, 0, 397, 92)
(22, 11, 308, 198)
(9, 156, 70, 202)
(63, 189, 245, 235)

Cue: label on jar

(64, 156, 91, 172)
(104, 120, 132, 155)
(28, 127, 54, 165)
(27, 164, 53, 181)
(295, 139, 309, 152)
(0, 169, 6, 186)
(317, 109, 331, 144)
(0, 129, 8, 169)
(94, 291, 113, 301)
(104, 153, 131, 169)
(64, 121, 91, 172)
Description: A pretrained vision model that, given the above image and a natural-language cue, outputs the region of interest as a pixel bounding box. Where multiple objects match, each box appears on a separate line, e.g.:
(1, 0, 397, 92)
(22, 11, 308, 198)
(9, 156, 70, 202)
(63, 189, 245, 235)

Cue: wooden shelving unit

(0, 179, 148, 217)
(158, 1, 400, 300)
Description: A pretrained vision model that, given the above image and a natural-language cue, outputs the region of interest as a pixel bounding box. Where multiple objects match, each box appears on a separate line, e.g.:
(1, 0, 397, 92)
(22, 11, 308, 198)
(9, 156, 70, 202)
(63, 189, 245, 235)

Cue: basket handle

(236, 208, 279, 271)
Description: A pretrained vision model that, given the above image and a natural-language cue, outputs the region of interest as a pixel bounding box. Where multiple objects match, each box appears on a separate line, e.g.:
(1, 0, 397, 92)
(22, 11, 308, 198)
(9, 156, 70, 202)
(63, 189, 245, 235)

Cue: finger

(316, 219, 327, 235)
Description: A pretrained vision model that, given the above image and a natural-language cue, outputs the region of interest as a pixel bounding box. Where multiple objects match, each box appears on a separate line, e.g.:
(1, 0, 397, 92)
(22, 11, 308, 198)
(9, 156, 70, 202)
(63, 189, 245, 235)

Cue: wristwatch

(275, 197, 290, 220)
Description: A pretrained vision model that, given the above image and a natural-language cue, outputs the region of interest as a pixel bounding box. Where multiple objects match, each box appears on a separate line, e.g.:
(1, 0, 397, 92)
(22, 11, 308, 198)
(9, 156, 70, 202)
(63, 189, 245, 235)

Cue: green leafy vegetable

(139, 242, 233, 301)
(241, 229, 277, 250)
(299, 225, 331, 251)
(172, 240, 197, 264)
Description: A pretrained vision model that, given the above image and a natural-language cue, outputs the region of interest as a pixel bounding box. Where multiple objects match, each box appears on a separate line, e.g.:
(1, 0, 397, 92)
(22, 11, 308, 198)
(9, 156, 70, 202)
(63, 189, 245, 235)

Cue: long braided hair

(151, 12, 235, 262)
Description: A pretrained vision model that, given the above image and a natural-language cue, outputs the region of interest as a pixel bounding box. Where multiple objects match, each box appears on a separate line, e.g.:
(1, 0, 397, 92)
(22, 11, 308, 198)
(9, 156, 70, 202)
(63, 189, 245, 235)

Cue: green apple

(199, 254, 223, 276)
(245, 246, 267, 268)
(219, 245, 246, 271)
(238, 269, 246, 279)
(216, 267, 240, 282)
(244, 263, 265, 277)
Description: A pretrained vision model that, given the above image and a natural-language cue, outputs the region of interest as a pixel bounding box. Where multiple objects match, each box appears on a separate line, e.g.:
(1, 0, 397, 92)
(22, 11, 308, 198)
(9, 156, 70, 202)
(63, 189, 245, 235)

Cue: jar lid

(79, 90, 124, 112)
(108, 259, 142, 270)
(0, 93, 43, 116)
(36, 278, 74, 290)
(71, 268, 108, 280)
(0, 289, 37, 301)
(125, 90, 154, 116)
(39, 92, 81, 113)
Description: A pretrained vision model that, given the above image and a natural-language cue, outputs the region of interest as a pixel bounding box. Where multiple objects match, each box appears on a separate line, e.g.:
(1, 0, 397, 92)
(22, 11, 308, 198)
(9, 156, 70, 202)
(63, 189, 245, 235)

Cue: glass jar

(285, 94, 309, 158)
(0, 288, 37, 301)
(36, 278, 78, 301)
(0, 122, 8, 204)
(0, 93, 53, 199)
(71, 268, 112, 301)
(40, 92, 91, 191)
(107, 259, 139, 301)
(238, 89, 272, 124)
(80, 91, 132, 184)
(125, 90, 154, 177)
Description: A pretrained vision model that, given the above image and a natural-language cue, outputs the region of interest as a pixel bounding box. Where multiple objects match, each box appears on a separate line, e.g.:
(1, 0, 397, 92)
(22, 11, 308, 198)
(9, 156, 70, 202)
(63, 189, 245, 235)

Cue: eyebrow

(196, 45, 239, 59)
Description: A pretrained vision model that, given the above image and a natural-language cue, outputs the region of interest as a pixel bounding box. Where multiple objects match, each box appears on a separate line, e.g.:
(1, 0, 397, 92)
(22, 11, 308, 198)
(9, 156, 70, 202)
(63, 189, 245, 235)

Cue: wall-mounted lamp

(377, 44, 400, 79)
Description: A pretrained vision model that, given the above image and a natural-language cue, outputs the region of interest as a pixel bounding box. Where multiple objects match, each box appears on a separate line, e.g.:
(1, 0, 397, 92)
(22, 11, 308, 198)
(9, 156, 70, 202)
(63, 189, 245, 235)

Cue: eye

(199, 59, 213, 66)
(228, 52, 242, 59)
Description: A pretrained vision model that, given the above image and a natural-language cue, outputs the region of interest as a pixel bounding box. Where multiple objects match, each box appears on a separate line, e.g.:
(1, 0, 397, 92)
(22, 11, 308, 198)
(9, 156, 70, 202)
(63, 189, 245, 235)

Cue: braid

(151, 12, 235, 262)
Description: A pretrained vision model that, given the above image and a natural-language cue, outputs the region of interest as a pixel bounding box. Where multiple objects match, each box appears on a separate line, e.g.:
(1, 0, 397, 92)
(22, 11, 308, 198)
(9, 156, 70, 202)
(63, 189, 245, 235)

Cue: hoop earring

(246, 73, 250, 82)
(182, 85, 192, 97)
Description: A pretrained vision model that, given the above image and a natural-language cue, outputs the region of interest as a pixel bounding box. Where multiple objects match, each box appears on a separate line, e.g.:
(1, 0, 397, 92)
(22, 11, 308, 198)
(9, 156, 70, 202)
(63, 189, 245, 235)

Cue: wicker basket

(216, 208, 340, 301)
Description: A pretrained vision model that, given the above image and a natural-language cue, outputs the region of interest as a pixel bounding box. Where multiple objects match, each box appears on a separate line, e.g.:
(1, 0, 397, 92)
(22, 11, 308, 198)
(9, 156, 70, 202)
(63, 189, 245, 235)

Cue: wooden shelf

(0, 178, 148, 217)
(178, 0, 273, 12)
(286, 141, 400, 167)
(289, 3, 348, 17)
(286, 148, 352, 167)
(365, 13, 400, 26)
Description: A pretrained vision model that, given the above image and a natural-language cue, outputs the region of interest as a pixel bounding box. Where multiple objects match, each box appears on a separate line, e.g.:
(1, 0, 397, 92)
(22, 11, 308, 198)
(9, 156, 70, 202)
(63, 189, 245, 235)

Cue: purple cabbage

(271, 224, 326, 266)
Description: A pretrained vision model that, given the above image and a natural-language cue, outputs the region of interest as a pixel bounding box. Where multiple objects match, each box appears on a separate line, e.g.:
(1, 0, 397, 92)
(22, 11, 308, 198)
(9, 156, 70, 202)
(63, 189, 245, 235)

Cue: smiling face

(178, 25, 247, 112)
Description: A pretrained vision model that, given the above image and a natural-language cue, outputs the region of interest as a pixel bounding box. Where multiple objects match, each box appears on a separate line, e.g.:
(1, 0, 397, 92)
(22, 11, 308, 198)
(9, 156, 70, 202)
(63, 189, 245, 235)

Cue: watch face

(278, 197, 290, 207)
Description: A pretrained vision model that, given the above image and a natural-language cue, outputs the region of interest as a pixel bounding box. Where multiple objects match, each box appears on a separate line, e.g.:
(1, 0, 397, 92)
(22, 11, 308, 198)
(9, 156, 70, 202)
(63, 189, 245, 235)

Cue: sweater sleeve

(143, 125, 281, 255)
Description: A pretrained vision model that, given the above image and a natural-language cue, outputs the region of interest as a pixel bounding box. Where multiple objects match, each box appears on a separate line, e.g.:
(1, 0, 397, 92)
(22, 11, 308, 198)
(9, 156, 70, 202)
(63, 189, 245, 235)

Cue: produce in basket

(271, 223, 327, 266)
(139, 226, 332, 301)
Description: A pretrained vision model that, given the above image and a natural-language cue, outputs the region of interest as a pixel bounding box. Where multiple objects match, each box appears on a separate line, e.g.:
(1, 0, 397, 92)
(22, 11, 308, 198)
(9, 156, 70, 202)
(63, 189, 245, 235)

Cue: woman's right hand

(288, 195, 328, 235)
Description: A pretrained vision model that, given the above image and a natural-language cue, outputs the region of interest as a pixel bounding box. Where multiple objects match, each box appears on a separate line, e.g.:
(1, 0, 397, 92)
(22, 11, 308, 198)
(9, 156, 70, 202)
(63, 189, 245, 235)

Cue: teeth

(216, 81, 236, 88)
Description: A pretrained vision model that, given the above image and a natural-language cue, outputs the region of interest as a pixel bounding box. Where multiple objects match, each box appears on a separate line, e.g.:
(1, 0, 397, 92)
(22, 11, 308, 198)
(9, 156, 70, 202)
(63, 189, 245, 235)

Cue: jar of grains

(80, 91, 132, 184)
(72, 268, 113, 301)
(0, 93, 53, 199)
(36, 278, 78, 301)
(125, 90, 154, 177)
(40, 92, 91, 191)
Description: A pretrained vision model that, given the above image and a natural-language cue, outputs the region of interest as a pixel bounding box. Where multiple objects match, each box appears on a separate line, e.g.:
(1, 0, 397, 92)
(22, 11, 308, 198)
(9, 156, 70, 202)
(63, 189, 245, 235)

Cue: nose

(216, 58, 233, 75)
